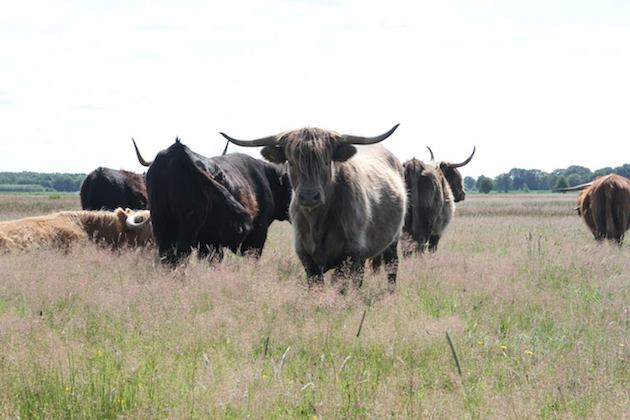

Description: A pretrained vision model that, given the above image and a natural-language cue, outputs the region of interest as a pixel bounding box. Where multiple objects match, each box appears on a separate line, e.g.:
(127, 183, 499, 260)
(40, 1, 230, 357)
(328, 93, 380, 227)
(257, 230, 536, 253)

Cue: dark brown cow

(220, 125, 406, 291)
(558, 174, 630, 244)
(402, 146, 475, 254)
(133, 138, 291, 266)
(80, 167, 147, 210)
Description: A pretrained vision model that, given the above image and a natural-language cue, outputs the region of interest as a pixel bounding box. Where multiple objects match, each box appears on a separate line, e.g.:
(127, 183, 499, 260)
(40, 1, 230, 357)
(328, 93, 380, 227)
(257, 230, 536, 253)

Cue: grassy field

(0, 193, 628, 418)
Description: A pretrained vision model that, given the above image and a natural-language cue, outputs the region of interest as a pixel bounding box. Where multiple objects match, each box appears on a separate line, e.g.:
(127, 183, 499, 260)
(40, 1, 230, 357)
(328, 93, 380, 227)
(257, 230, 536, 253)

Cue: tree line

(0, 172, 85, 192)
(1, 163, 629, 193)
(466, 164, 630, 193)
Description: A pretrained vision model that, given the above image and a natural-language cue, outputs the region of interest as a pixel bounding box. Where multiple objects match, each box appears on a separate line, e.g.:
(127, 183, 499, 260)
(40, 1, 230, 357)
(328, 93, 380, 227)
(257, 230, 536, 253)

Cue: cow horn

(450, 146, 476, 168)
(221, 140, 229, 156)
(219, 132, 278, 147)
(126, 211, 151, 230)
(555, 182, 593, 192)
(341, 124, 400, 145)
(426, 146, 435, 162)
(132, 138, 153, 167)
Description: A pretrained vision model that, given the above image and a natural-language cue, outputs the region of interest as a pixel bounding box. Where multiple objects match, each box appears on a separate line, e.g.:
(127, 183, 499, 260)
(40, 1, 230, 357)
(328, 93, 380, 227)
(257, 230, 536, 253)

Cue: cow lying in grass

(0, 208, 152, 252)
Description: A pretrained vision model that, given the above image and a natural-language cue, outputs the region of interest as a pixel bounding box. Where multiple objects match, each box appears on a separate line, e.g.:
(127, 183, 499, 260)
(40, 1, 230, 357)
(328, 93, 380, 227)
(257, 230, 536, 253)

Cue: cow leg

(428, 234, 441, 252)
(239, 227, 268, 258)
(198, 244, 224, 262)
(402, 239, 421, 256)
(174, 223, 203, 264)
(157, 233, 179, 267)
(370, 254, 383, 272)
(160, 246, 175, 267)
(382, 240, 399, 291)
(333, 256, 365, 293)
(298, 252, 324, 288)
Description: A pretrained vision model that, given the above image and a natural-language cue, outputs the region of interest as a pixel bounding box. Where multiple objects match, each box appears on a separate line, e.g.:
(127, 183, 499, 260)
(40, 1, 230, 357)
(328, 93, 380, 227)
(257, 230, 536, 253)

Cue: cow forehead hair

(278, 128, 341, 164)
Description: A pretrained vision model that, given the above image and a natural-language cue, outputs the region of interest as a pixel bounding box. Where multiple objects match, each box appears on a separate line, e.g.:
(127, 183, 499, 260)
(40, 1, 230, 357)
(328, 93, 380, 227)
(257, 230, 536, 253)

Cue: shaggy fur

(143, 139, 291, 266)
(402, 158, 455, 254)
(80, 167, 147, 210)
(576, 174, 630, 244)
(401, 145, 473, 254)
(259, 127, 406, 289)
(0, 208, 152, 252)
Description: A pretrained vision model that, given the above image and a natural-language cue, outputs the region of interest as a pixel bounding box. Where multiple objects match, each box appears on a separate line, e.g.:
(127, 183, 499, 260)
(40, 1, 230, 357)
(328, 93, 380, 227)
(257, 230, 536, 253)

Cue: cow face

(262, 129, 356, 209)
(440, 163, 466, 202)
(220, 124, 400, 209)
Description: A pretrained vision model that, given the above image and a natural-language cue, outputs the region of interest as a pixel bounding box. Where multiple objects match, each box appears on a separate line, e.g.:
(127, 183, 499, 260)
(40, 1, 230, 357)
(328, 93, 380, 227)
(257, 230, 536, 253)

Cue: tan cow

(0, 208, 152, 252)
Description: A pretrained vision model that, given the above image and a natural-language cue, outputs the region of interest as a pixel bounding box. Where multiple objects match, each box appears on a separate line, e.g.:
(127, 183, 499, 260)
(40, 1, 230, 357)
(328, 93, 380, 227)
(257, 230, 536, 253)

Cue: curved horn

(451, 146, 476, 168)
(426, 146, 435, 163)
(341, 124, 400, 145)
(555, 182, 593, 192)
(219, 132, 278, 147)
(221, 140, 229, 156)
(132, 138, 152, 167)
(125, 211, 151, 230)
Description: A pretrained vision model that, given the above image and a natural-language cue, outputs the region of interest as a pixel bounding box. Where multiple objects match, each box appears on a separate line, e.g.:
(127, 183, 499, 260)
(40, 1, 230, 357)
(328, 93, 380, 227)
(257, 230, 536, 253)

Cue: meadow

(0, 193, 628, 419)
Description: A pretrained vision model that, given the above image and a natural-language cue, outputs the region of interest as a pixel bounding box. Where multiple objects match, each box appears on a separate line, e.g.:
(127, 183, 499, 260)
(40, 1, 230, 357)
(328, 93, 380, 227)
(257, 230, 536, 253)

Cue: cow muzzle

(297, 188, 323, 208)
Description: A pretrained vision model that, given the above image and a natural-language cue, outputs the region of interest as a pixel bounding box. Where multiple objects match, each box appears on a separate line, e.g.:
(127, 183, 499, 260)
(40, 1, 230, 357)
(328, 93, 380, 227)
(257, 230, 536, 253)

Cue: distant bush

(0, 172, 85, 192)
(0, 184, 46, 193)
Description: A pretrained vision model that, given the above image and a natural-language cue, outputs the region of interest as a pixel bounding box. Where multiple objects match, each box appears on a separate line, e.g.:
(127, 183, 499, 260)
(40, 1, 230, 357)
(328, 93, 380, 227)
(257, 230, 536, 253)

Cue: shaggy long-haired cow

(0, 208, 152, 252)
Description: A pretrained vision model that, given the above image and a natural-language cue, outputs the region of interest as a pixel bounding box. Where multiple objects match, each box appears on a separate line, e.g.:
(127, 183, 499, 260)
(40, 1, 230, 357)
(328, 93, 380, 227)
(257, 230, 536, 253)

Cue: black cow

(80, 167, 147, 210)
(402, 146, 475, 254)
(133, 138, 291, 266)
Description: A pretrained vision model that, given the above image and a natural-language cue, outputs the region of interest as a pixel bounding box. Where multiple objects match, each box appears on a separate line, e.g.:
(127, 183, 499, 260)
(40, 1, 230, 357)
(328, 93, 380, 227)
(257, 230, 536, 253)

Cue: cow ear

(333, 143, 357, 162)
(261, 145, 286, 163)
(114, 208, 128, 224)
(440, 162, 449, 172)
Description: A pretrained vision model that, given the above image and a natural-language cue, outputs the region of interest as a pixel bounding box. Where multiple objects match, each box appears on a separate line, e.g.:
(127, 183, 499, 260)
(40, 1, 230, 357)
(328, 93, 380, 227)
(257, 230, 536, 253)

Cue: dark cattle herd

(3, 125, 630, 290)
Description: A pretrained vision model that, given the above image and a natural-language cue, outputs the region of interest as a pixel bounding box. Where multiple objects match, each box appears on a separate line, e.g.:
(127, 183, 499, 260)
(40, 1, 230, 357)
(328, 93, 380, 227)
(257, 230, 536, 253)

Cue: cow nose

(298, 189, 322, 207)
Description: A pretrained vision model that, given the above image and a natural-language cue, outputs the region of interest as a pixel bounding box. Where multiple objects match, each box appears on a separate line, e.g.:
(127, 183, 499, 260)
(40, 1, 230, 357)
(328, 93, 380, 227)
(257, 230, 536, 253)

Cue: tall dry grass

(0, 193, 628, 418)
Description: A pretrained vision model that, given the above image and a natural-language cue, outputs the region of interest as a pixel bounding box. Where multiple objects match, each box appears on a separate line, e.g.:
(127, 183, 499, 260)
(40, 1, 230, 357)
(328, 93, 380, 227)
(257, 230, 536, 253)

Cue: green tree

(567, 174, 583, 187)
(52, 175, 75, 192)
(564, 165, 592, 185)
(464, 176, 476, 191)
(613, 164, 630, 179)
(477, 175, 493, 193)
(554, 176, 568, 191)
(494, 173, 512, 193)
(593, 167, 613, 178)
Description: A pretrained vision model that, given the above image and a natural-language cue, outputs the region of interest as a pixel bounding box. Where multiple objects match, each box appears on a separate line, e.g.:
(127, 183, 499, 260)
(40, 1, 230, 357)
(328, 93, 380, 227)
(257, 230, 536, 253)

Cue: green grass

(0, 193, 628, 418)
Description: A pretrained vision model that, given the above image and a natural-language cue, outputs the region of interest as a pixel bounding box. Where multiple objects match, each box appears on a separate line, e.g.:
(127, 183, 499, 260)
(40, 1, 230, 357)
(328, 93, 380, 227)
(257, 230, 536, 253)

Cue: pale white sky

(1, 0, 629, 178)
